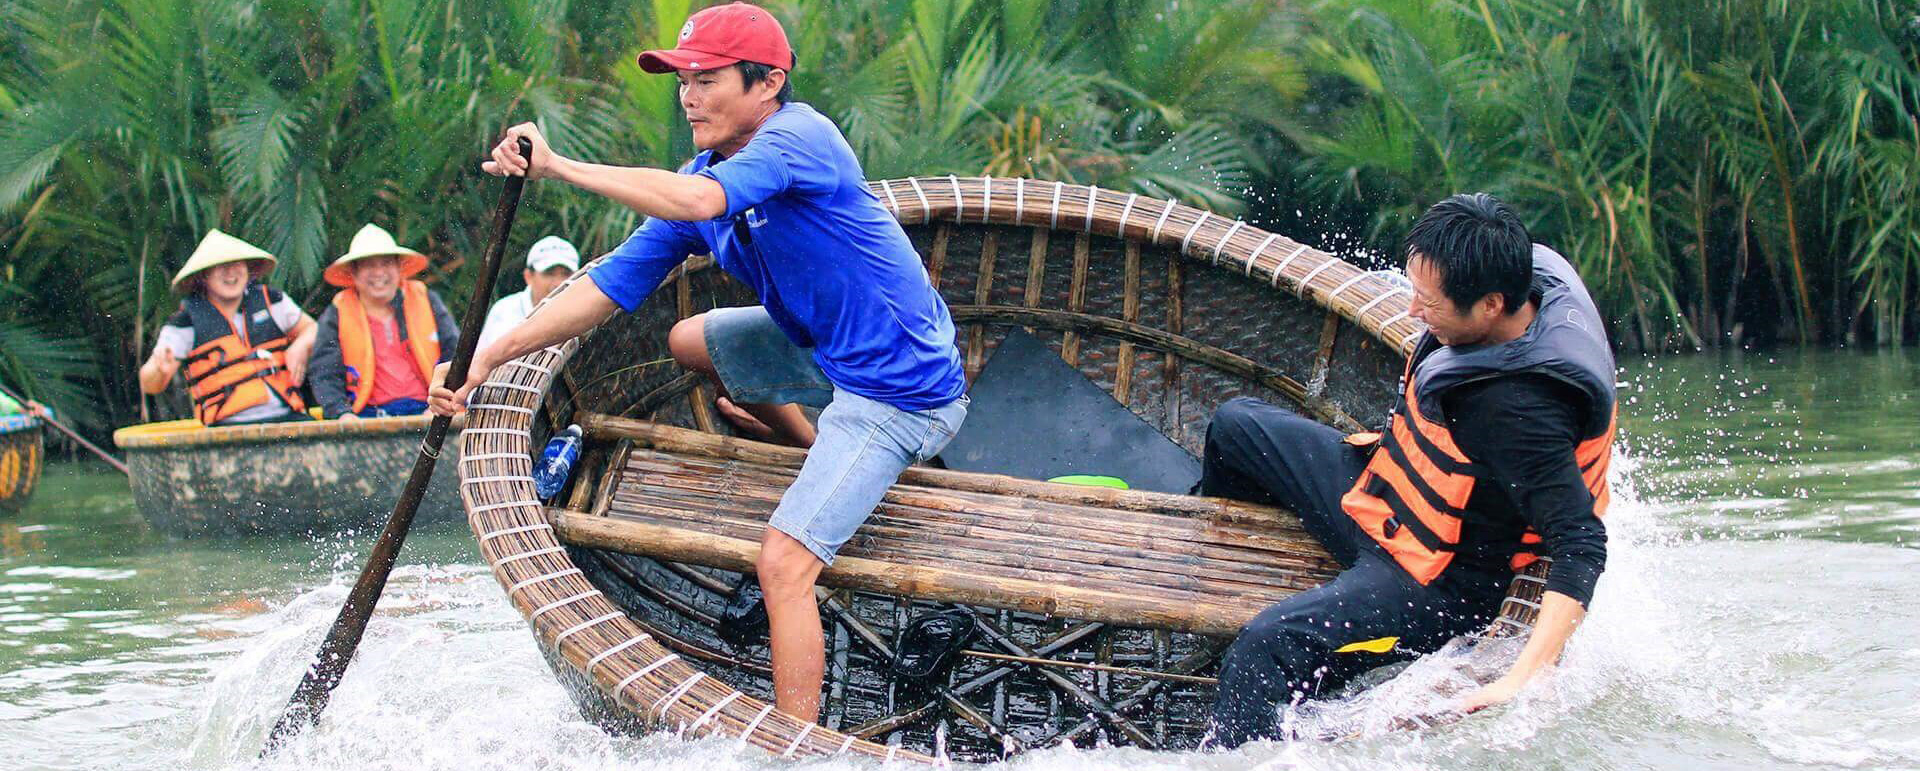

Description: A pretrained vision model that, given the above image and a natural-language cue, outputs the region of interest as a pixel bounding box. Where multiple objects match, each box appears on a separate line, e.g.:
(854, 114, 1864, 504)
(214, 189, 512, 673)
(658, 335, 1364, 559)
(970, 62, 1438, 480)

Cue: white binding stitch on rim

(1357, 287, 1411, 316)
(554, 611, 623, 647)
(687, 691, 742, 734)
(1297, 260, 1341, 293)
(908, 177, 931, 220)
(586, 632, 653, 672)
(1401, 327, 1425, 349)
(1381, 308, 1412, 328)
(470, 501, 536, 517)
(1116, 193, 1140, 238)
(495, 545, 567, 566)
(1048, 181, 1064, 229)
(1179, 212, 1210, 256)
(612, 653, 681, 701)
(881, 179, 900, 215)
(837, 735, 858, 754)
(461, 452, 529, 464)
(1082, 186, 1099, 233)
(740, 704, 778, 742)
(529, 589, 596, 620)
(462, 475, 528, 486)
(1503, 596, 1543, 611)
(1013, 178, 1025, 224)
(950, 175, 963, 222)
(503, 360, 551, 376)
(1150, 199, 1178, 243)
(1272, 243, 1311, 285)
(654, 671, 707, 718)
(782, 723, 816, 758)
(981, 176, 992, 222)
(461, 428, 530, 439)
(1246, 233, 1281, 277)
(482, 381, 543, 396)
(507, 567, 583, 596)
(1329, 271, 1372, 301)
(478, 522, 550, 541)
(472, 404, 536, 419)
(1512, 572, 1550, 584)
(1213, 220, 1246, 266)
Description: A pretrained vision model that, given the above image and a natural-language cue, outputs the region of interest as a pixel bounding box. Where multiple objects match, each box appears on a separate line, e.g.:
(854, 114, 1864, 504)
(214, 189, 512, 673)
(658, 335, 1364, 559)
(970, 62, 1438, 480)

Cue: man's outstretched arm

(428, 277, 620, 416)
(481, 123, 727, 222)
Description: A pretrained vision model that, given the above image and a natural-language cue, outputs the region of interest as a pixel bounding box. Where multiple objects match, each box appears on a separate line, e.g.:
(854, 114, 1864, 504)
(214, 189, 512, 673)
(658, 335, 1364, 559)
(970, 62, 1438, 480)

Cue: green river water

(2, 349, 1916, 770)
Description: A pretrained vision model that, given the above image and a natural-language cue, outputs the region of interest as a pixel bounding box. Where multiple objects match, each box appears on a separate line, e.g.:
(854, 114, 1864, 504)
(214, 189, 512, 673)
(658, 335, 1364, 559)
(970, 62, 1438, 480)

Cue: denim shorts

(704, 306, 970, 565)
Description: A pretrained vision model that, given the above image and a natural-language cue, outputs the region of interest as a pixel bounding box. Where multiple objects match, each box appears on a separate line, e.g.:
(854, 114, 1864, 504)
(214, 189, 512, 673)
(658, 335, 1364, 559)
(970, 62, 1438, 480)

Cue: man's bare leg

(668, 314, 816, 447)
(756, 528, 827, 721)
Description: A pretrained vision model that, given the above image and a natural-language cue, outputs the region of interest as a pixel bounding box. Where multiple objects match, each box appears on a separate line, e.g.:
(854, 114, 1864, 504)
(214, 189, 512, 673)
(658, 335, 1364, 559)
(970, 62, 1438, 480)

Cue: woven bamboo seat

(556, 417, 1342, 638)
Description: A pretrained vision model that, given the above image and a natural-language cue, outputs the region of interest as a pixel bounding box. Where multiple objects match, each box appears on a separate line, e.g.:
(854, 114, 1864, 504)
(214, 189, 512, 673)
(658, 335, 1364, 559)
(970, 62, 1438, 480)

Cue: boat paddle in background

(0, 382, 129, 475)
(261, 138, 534, 756)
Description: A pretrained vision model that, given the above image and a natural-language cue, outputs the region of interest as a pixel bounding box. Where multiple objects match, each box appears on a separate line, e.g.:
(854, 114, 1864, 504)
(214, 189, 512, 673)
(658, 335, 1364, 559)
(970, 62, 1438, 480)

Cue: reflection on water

(2, 349, 1917, 770)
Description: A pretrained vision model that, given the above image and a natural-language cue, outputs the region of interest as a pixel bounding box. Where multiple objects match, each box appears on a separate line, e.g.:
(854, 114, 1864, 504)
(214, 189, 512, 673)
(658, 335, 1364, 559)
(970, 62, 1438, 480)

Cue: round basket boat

(457, 177, 1552, 763)
(114, 415, 462, 537)
(0, 415, 44, 513)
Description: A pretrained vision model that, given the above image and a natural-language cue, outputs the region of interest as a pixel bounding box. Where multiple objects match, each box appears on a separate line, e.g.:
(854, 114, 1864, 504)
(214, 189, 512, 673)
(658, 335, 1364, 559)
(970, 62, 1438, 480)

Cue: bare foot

(715, 396, 777, 441)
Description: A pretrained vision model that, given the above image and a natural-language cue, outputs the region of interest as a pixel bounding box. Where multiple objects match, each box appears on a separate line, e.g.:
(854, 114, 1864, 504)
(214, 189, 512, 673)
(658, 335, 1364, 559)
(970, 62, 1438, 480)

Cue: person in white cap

(307, 224, 461, 419)
(138, 229, 317, 426)
(474, 235, 579, 351)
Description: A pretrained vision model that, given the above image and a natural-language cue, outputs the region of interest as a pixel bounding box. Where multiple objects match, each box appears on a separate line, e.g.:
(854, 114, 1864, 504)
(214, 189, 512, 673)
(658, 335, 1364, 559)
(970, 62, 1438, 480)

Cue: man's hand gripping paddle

(260, 138, 533, 756)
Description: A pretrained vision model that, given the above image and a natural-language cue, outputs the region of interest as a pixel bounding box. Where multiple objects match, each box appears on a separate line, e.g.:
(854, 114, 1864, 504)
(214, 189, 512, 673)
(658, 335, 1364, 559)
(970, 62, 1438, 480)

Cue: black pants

(1199, 397, 1506, 748)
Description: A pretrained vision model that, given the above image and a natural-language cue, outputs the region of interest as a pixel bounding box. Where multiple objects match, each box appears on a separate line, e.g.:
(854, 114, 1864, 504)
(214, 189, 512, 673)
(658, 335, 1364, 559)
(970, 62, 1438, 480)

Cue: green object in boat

(1047, 474, 1130, 490)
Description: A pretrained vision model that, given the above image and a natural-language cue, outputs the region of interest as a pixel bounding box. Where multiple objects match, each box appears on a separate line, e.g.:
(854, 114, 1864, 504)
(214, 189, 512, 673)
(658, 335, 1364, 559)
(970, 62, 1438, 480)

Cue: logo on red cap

(638, 3, 794, 74)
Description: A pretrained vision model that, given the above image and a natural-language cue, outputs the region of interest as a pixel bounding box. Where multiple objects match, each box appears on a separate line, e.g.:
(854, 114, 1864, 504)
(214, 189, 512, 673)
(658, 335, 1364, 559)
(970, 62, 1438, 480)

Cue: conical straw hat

(323, 224, 428, 288)
(170, 229, 277, 294)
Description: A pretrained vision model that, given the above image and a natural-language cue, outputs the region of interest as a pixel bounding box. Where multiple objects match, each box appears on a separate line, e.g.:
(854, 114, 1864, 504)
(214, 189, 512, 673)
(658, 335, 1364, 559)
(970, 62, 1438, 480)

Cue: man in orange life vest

(138, 230, 318, 426)
(1203, 194, 1615, 746)
(307, 224, 461, 419)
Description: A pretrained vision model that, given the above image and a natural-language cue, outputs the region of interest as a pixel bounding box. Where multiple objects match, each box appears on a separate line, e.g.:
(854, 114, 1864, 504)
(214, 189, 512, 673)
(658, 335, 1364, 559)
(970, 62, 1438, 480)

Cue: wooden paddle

(0, 382, 129, 475)
(261, 138, 533, 755)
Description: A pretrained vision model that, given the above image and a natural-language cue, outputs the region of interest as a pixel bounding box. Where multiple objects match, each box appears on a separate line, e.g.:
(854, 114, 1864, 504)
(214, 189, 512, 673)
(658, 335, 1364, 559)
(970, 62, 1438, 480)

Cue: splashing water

(3, 350, 1917, 770)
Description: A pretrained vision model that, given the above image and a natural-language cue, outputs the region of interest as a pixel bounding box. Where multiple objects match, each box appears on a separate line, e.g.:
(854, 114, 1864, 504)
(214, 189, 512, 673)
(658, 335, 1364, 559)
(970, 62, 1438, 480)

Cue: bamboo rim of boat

(457, 176, 1431, 763)
(114, 413, 452, 449)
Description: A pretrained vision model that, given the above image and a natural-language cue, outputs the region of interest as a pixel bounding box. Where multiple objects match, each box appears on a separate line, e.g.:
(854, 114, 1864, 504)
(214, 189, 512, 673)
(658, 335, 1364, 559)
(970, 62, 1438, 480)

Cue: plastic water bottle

(533, 424, 583, 500)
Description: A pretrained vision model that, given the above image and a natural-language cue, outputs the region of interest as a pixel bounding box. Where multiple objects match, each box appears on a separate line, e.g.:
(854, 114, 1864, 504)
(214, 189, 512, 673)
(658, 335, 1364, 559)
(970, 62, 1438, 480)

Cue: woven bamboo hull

(0, 421, 43, 512)
(457, 177, 1550, 763)
(113, 415, 461, 537)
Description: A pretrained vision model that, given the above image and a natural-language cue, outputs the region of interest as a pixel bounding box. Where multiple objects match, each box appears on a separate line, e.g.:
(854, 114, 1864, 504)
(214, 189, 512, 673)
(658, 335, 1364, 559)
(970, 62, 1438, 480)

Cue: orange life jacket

(180, 284, 307, 425)
(331, 281, 440, 414)
(1341, 246, 1617, 585)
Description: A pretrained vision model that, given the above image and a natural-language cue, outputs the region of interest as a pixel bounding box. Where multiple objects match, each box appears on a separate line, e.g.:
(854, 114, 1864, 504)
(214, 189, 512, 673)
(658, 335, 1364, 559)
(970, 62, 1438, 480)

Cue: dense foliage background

(2, 0, 1917, 434)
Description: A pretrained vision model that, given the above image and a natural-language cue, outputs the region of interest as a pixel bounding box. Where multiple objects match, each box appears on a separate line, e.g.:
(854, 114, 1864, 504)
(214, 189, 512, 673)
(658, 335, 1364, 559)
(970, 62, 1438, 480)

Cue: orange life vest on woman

(181, 284, 307, 425)
(1341, 246, 1617, 585)
(331, 281, 440, 414)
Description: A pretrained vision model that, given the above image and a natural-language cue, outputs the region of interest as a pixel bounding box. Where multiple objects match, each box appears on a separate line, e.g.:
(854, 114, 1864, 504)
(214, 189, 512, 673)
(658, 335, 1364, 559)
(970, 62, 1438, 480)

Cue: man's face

(200, 261, 252, 304)
(523, 265, 572, 304)
(1407, 253, 1498, 347)
(351, 256, 402, 304)
(677, 66, 781, 153)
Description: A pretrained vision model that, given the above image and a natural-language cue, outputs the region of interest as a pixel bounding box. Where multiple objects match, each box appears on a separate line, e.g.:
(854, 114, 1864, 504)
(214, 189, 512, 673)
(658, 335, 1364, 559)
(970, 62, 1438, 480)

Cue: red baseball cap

(638, 3, 794, 74)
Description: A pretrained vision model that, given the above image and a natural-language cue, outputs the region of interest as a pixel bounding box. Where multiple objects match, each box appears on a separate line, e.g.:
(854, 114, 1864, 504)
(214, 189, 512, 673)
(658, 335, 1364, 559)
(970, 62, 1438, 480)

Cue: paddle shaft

(0, 382, 128, 475)
(262, 138, 533, 755)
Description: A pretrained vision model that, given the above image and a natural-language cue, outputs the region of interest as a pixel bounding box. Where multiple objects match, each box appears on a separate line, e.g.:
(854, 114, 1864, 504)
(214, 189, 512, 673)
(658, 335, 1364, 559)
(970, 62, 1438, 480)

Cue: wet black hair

(1404, 193, 1532, 315)
(735, 57, 794, 104)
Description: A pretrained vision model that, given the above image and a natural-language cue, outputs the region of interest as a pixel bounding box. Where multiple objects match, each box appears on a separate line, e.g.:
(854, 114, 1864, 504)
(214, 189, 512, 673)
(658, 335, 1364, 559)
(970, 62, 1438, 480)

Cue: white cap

(525, 236, 580, 272)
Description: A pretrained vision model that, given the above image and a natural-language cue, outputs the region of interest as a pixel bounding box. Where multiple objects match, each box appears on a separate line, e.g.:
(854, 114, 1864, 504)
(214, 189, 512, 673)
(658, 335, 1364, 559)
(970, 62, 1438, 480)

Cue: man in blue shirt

(429, 2, 968, 724)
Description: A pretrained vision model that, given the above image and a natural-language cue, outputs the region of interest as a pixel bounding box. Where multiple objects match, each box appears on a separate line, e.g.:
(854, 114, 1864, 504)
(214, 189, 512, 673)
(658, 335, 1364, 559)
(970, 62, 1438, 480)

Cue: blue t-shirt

(588, 102, 966, 411)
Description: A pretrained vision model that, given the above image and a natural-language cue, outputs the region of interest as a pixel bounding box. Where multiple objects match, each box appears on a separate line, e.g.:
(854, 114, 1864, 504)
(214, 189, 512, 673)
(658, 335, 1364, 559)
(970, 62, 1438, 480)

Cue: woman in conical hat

(307, 224, 461, 419)
(138, 229, 318, 426)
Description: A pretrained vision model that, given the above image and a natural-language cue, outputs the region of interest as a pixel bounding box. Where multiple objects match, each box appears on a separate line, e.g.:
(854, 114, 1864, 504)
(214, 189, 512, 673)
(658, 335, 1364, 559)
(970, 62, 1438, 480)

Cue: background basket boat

(457, 177, 1552, 762)
(0, 416, 44, 513)
(113, 415, 462, 537)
